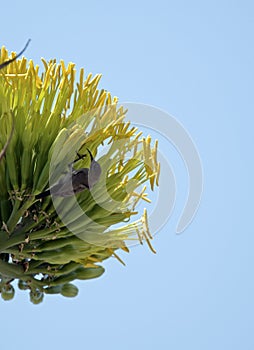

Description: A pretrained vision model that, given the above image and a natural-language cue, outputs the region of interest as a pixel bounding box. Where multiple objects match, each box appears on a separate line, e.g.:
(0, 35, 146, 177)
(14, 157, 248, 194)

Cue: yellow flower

(0, 45, 159, 303)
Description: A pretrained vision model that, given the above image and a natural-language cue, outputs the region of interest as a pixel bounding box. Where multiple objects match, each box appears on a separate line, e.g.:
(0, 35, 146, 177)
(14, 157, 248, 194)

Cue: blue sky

(1, 0, 254, 349)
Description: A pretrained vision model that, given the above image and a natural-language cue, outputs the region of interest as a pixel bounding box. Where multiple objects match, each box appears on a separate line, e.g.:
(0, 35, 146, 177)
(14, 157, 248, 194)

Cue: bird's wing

(72, 168, 89, 192)
(51, 168, 89, 196)
(36, 168, 90, 198)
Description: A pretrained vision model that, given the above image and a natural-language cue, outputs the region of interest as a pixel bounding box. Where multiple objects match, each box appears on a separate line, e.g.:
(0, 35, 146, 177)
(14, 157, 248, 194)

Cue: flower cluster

(0, 46, 159, 303)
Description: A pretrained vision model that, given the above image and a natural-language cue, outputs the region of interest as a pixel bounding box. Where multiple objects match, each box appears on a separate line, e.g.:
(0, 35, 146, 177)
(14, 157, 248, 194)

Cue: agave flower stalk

(0, 46, 160, 304)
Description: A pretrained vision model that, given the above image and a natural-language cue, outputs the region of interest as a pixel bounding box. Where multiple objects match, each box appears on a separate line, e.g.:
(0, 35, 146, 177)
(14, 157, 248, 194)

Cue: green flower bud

(30, 290, 44, 305)
(60, 283, 79, 298)
(44, 286, 62, 295)
(1, 284, 15, 301)
(75, 266, 105, 280)
(18, 280, 29, 290)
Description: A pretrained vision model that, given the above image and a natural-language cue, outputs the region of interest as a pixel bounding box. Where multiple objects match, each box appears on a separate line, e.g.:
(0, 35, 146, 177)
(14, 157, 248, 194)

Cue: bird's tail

(35, 189, 51, 199)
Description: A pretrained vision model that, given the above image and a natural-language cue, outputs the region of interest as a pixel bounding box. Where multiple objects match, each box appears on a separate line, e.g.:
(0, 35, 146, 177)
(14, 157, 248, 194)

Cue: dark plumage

(35, 149, 101, 199)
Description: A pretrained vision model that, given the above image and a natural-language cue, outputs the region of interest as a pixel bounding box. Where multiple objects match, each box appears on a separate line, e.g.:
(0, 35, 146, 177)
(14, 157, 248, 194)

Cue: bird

(35, 148, 101, 199)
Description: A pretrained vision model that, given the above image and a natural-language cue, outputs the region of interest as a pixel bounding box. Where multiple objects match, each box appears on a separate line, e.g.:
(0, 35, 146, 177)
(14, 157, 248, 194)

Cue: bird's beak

(86, 148, 94, 162)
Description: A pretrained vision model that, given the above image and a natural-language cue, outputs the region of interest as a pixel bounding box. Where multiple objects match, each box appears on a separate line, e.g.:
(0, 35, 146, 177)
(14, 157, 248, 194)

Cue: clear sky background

(1, 0, 254, 349)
